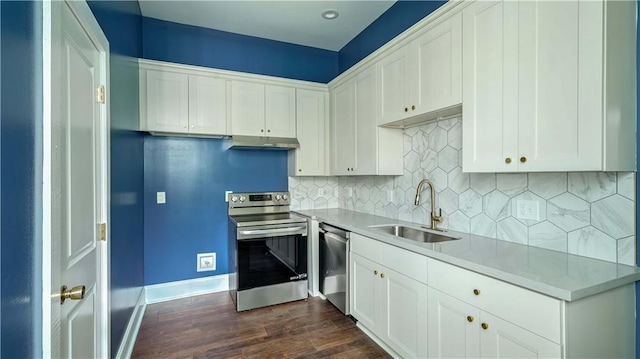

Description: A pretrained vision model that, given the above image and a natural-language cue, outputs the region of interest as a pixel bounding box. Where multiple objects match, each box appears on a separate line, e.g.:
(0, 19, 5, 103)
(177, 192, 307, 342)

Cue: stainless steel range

(227, 191, 308, 311)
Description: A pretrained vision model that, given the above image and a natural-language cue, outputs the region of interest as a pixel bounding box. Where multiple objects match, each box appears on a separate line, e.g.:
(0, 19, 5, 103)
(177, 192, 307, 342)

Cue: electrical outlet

(156, 192, 166, 204)
(516, 200, 539, 220)
(225, 190, 233, 202)
(197, 252, 216, 272)
(317, 188, 324, 197)
(387, 190, 394, 202)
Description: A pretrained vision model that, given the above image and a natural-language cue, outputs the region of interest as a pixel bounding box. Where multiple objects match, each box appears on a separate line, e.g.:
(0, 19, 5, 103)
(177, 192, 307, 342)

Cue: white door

(353, 66, 376, 175)
(46, 1, 109, 357)
(331, 80, 355, 175)
(480, 312, 561, 358)
(293, 89, 326, 176)
(377, 48, 410, 125)
(349, 253, 380, 332)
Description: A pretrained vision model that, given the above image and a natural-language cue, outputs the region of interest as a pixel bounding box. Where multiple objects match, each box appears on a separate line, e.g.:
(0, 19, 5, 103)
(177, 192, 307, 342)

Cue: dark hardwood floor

(132, 292, 392, 358)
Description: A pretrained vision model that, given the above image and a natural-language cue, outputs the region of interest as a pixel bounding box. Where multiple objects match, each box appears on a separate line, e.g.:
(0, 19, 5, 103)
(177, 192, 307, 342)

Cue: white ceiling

(138, 1, 397, 51)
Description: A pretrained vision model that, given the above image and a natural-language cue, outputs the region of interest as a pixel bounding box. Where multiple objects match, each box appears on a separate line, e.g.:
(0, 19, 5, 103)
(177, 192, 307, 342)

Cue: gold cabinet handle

(412, 105, 416, 110)
(380, 273, 385, 279)
(404, 107, 409, 112)
(505, 157, 512, 164)
(481, 323, 489, 330)
(520, 156, 527, 163)
(467, 315, 474, 323)
(374, 270, 378, 275)
(60, 285, 86, 305)
(473, 289, 480, 296)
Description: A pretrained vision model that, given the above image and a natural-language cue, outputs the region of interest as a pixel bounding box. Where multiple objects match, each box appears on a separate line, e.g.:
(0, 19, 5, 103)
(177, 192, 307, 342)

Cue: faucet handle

(433, 208, 443, 222)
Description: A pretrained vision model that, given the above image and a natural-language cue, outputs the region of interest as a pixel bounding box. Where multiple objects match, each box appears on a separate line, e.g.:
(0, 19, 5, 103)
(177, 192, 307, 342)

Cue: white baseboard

(115, 288, 147, 359)
(145, 274, 229, 304)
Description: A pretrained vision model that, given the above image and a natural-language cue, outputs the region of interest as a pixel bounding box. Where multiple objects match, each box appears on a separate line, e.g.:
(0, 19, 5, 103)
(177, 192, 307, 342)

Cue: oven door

(236, 222, 308, 291)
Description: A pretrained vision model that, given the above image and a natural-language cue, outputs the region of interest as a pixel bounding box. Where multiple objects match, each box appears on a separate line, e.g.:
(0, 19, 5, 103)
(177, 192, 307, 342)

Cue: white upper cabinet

(231, 81, 296, 138)
(189, 75, 227, 135)
(377, 11, 462, 127)
(143, 69, 228, 135)
(144, 70, 190, 133)
(462, 0, 636, 172)
(289, 89, 328, 176)
(331, 66, 403, 176)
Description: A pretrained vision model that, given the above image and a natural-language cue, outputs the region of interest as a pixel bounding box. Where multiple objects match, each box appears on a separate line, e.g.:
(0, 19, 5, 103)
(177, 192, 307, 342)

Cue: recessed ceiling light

(321, 9, 339, 20)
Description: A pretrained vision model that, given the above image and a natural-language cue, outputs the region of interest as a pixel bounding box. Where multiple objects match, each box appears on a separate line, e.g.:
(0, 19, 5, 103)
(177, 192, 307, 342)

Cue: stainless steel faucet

(414, 179, 444, 231)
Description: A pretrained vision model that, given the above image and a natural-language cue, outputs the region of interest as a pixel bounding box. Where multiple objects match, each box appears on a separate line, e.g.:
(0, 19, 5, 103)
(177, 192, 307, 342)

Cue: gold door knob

(505, 157, 512, 164)
(481, 323, 489, 330)
(473, 289, 480, 296)
(404, 107, 409, 112)
(374, 270, 378, 275)
(60, 285, 86, 305)
(380, 273, 385, 278)
(520, 156, 527, 163)
(411, 105, 416, 110)
(467, 315, 474, 323)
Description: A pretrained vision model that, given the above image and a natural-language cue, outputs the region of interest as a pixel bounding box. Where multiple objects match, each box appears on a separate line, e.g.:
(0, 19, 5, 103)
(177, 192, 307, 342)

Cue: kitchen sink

(369, 225, 461, 243)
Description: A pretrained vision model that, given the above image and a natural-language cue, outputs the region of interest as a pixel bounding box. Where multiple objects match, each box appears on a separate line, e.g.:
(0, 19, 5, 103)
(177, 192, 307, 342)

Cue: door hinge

(96, 85, 105, 104)
(98, 222, 107, 242)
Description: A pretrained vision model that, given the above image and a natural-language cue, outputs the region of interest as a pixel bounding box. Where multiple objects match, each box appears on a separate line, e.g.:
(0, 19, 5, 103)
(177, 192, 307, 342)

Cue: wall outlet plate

(197, 252, 216, 272)
(317, 188, 324, 197)
(156, 191, 166, 204)
(516, 200, 539, 221)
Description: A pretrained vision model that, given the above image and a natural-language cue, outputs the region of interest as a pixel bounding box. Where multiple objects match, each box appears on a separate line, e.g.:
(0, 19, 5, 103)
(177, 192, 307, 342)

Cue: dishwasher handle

(322, 231, 348, 245)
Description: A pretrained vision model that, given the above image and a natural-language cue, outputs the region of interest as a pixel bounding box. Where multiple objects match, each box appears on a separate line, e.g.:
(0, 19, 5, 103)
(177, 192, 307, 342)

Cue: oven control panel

(228, 191, 290, 207)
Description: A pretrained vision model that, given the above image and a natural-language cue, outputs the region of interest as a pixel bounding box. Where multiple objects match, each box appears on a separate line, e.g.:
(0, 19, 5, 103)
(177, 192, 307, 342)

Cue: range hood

(229, 135, 300, 149)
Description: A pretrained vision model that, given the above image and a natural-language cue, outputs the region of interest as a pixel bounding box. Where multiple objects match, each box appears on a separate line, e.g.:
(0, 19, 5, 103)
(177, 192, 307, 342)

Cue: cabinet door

(290, 89, 326, 176)
(265, 85, 296, 138)
(480, 312, 561, 358)
(146, 70, 189, 133)
(188, 75, 227, 135)
(413, 11, 462, 115)
(428, 288, 481, 359)
(462, 1, 519, 172)
(353, 66, 377, 175)
(231, 81, 265, 136)
(331, 81, 355, 175)
(377, 48, 411, 125)
(350, 253, 380, 333)
(517, 0, 602, 171)
(380, 267, 428, 359)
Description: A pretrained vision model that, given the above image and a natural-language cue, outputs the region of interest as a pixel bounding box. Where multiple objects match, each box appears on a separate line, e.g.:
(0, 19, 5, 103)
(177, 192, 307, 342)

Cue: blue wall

(338, 0, 447, 74)
(143, 138, 287, 284)
(87, 1, 145, 356)
(142, 17, 338, 84)
(0, 1, 43, 357)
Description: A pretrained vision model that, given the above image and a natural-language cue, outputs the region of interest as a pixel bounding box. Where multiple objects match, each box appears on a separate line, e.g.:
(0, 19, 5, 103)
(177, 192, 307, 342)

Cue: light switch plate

(156, 191, 166, 204)
(197, 252, 216, 272)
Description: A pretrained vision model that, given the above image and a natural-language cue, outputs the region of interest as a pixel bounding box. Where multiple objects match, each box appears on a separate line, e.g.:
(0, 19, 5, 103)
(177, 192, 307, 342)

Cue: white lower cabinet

(351, 253, 428, 358)
(348, 232, 635, 359)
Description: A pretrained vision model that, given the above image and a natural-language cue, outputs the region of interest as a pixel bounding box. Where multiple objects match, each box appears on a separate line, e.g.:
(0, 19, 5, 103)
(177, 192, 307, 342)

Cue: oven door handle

(238, 226, 307, 237)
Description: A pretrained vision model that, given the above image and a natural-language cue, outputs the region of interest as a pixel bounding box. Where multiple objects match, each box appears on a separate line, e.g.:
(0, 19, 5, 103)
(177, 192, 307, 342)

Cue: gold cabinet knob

(60, 284, 86, 305)
(268, 129, 271, 133)
(467, 315, 474, 323)
(404, 107, 409, 112)
(191, 125, 195, 129)
(298, 169, 302, 172)
(412, 105, 416, 110)
(261, 129, 264, 132)
(374, 270, 378, 275)
(380, 273, 385, 279)
(520, 156, 527, 163)
(473, 289, 480, 296)
(481, 323, 489, 330)
(505, 157, 512, 164)
(183, 125, 187, 129)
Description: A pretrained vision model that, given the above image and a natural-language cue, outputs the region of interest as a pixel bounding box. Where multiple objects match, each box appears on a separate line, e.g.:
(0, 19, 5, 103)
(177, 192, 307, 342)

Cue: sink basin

(369, 225, 461, 243)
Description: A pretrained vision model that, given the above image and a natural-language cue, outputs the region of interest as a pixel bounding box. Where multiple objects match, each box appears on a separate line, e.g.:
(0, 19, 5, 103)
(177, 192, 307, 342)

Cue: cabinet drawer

(428, 259, 561, 343)
(379, 241, 428, 285)
(350, 233, 380, 262)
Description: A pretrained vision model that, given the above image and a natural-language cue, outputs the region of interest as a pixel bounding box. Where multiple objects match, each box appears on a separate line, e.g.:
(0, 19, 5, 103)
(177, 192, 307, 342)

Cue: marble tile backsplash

(289, 117, 636, 266)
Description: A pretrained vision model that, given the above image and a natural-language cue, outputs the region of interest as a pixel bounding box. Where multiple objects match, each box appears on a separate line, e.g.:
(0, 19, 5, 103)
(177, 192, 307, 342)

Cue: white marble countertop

(294, 208, 640, 301)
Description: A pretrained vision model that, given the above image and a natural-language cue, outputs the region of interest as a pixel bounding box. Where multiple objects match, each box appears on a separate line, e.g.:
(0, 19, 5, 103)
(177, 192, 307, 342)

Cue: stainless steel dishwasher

(319, 223, 350, 315)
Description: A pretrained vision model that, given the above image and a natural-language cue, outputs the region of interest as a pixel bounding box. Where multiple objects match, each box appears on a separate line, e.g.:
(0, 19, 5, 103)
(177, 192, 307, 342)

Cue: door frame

(42, 0, 111, 357)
